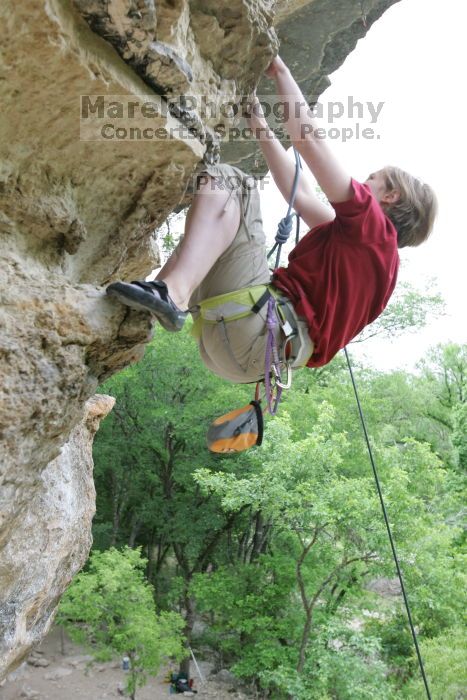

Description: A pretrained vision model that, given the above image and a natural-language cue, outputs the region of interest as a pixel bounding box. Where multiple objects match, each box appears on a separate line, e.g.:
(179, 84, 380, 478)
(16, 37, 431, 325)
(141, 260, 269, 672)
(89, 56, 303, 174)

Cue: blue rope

(267, 147, 302, 269)
(275, 216, 294, 244)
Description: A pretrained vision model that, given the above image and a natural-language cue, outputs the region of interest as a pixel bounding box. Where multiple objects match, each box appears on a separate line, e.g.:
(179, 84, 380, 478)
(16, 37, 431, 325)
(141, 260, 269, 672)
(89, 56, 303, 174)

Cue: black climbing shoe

(106, 280, 187, 332)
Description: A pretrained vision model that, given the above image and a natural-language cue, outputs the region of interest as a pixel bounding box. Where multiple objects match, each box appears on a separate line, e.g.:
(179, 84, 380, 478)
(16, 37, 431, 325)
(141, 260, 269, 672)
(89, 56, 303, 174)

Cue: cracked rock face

(0, 0, 399, 680)
(0, 395, 115, 676)
(222, 0, 402, 171)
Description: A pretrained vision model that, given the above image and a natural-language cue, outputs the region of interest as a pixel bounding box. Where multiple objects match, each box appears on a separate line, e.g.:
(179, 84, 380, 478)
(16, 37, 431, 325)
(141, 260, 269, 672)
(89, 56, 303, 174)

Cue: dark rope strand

(343, 346, 432, 700)
(295, 206, 301, 246)
(268, 147, 302, 269)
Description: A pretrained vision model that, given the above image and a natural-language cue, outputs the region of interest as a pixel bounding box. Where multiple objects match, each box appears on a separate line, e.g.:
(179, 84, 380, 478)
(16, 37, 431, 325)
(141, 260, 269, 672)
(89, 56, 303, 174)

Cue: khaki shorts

(188, 163, 281, 383)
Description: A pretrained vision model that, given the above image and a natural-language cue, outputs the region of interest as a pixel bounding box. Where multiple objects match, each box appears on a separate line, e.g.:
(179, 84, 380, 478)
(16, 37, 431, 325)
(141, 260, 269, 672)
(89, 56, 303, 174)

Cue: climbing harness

(191, 284, 273, 338)
(264, 295, 284, 414)
(202, 284, 311, 452)
(204, 147, 307, 451)
(262, 146, 304, 413)
(203, 287, 311, 452)
(262, 291, 313, 414)
(344, 347, 432, 700)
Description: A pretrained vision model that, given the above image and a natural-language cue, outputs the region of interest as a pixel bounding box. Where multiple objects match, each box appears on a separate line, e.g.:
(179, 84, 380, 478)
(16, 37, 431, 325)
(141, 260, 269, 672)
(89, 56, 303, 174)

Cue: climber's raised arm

(246, 97, 334, 229)
(265, 56, 353, 204)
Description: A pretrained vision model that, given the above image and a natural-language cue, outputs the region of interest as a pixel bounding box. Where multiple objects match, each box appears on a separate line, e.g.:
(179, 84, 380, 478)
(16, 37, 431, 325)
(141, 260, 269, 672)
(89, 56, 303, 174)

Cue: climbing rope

(261, 146, 303, 415)
(267, 146, 302, 269)
(344, 346, 432, 700)
(265, 146, 432, 697)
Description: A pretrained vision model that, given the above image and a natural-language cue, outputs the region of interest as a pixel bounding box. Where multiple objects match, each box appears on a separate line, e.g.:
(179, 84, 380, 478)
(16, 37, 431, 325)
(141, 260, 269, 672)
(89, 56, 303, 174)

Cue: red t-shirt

(272, 178, 399, 367)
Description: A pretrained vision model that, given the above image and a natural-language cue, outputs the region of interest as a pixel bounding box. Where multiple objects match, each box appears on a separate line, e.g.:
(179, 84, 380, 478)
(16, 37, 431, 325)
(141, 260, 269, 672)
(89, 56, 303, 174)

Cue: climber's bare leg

(156, 176, 240, 310)
(154, 241, 180, 281)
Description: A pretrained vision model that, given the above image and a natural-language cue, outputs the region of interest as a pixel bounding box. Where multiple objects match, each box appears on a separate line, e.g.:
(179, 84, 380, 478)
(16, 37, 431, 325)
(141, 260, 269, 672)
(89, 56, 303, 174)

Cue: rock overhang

(0, 0, 401, 681)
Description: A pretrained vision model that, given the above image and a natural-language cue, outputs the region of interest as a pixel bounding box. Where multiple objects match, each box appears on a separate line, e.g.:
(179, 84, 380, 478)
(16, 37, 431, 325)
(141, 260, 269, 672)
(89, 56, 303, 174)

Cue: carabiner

(275, 361, 292, 390)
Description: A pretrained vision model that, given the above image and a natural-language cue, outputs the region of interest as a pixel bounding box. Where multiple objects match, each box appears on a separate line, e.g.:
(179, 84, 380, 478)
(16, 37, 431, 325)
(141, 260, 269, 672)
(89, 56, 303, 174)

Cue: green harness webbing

(190, 282, 313, 377)
(190, 284, 279, 340)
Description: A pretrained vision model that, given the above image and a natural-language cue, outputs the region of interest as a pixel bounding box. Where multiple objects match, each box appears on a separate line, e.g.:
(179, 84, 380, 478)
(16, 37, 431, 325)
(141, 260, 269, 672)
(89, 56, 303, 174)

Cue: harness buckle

(274, 296, 313, 370)
(279, 318, 294, 338)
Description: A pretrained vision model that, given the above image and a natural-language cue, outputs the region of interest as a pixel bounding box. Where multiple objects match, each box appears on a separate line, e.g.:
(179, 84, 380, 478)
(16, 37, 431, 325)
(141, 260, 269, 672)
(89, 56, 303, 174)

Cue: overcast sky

(260, 0, 466, 371)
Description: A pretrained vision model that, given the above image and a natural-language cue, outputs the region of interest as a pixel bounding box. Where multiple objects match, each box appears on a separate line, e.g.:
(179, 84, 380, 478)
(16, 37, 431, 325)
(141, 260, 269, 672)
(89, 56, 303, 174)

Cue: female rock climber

(107, 55, 437, 388)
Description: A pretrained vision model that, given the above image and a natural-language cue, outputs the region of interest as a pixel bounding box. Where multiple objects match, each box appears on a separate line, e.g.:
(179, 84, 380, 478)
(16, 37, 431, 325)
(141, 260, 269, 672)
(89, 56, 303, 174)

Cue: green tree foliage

(56, 547, 184, 699)
(402, 627, 467, 700)
(418, 342, 467, 470)
(93, 326, 253, 674)
(354, 280, 444, 343)
(192, 407, 465, 698)
(92, 332, 466, 698)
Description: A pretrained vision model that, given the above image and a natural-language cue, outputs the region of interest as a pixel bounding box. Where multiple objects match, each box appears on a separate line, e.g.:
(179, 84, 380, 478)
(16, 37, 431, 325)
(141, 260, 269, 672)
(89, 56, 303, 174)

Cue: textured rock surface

(0, 395, 115, 677)
(0, 0, 399, 680)
(223, 0, 402, 171)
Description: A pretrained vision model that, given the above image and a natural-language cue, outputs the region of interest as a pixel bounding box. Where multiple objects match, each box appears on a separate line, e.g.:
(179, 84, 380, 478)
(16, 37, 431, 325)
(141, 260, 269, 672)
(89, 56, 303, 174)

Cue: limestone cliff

(0, 0, 399, 679)
(0, 395, 115, 676)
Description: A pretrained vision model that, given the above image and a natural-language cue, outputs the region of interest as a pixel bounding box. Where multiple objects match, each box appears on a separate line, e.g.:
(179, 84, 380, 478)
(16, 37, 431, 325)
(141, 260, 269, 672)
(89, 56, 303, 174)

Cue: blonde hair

(381, 166, 438, 248)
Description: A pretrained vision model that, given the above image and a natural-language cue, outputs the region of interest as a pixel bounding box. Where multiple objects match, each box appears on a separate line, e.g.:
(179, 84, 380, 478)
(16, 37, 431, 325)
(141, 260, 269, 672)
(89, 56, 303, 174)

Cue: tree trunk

(60, 626, 66, 656)
(146, 535, 155, 583)
(147, 535, 169, 587)
(110, 471, 120, 546)
(297, 610, 313, 674)
(128, 653, 138, 700)
(178, 592, 196, 679)
(250, 511, 265, 561)
(128, 516, 141, 547)
(179, 654, 191, 680)
(294, 530, 321, 675)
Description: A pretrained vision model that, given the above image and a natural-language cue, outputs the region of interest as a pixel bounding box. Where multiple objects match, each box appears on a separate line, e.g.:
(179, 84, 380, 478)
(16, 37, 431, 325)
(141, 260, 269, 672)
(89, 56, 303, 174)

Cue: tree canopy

(57, 547, 184, 699)
(87, 324, 466, 698)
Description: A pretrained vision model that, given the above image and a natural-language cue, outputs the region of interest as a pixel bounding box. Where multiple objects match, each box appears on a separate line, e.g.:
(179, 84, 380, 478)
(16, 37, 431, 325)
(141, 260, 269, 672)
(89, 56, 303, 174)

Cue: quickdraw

(262, 146, 303, 414)
(263, 295, 292, 415)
